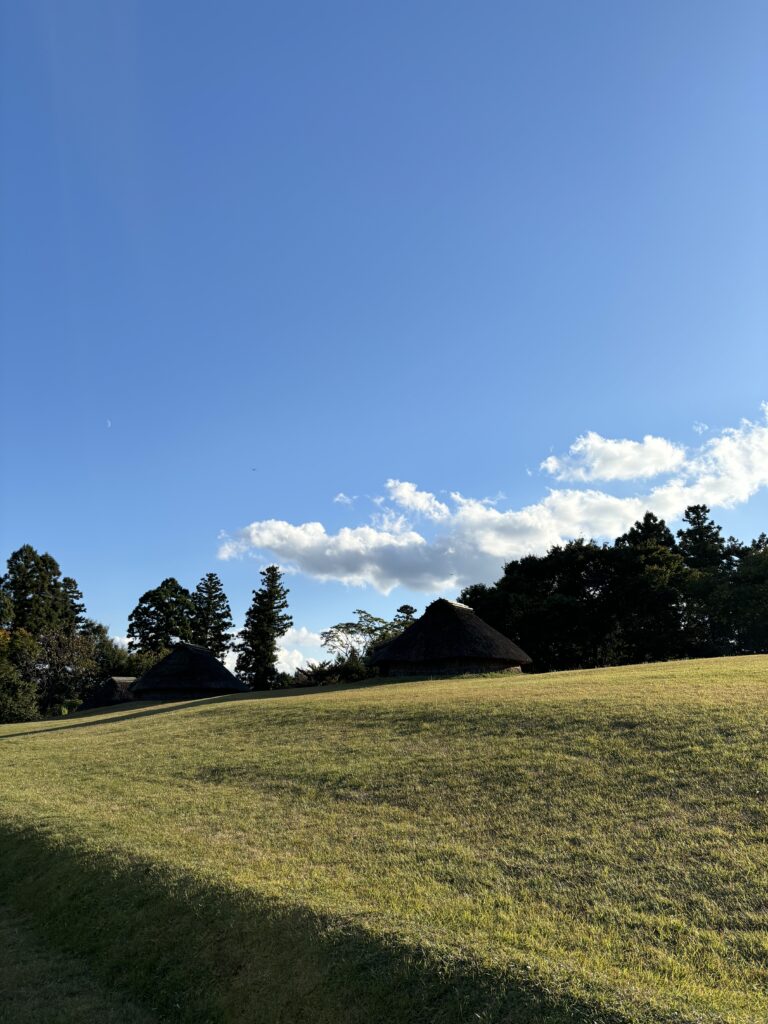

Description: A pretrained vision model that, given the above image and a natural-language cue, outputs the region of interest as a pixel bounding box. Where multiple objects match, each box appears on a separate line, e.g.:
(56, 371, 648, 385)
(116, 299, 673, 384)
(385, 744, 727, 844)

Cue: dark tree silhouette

(127, 578, 194, 653)
(235, 566, 292, 690)
(191, 573, 234, 659)
(677, 505, 733, 656)
(392, 604, 418, 631)
(460, 505, 768, 672)
(0, 659, 38, 724)
(0, 545, 85, 637)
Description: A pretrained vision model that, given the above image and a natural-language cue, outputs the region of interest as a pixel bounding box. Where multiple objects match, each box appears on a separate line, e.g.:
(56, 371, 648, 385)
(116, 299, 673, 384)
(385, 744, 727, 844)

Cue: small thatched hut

(132, 643, 249, 701)
(371, 599, 532, 677)
(81, 676, 137, 710)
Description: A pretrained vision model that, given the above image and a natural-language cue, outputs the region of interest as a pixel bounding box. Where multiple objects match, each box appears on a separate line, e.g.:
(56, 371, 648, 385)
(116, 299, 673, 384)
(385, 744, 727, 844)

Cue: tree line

(0, 542, 421, 723)
(0, 550, 297, 722)
(459, 504, 768, 672)
(2, 502, 765, 721)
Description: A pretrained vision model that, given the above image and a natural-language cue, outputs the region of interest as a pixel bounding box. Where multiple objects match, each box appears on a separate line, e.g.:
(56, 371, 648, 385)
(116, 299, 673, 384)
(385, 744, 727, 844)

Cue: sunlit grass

(2, 656, 767, 1022)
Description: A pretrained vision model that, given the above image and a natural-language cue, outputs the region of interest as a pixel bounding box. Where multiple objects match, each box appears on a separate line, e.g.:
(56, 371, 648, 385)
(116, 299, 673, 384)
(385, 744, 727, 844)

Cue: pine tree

(235, 566, 292, 690)
(392, 604, 418, 632)
(127, 578, 194, 653)
(677, 505, 732, 656)
(677, 505, 727, 571)
(61, 577, 86, 633)
(191, 573, 234, 659)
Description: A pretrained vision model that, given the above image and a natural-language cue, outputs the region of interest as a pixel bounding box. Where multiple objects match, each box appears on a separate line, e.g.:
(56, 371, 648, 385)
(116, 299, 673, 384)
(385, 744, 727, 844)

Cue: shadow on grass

(0, 823, 619, 1024)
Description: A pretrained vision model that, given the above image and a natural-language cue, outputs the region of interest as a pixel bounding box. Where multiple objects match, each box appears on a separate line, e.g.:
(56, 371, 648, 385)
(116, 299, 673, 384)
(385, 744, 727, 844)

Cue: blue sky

(2, 1, 767, 668)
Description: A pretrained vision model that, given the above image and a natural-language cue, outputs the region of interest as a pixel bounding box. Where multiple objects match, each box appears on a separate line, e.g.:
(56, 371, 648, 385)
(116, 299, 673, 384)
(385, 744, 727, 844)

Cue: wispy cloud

(333, 492, 355, 505)
(219, 405, 768, 594)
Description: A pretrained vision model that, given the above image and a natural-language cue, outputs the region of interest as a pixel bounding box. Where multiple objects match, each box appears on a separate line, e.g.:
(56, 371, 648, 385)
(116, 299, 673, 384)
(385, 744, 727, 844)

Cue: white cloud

(333, 492, 355, 505)
(282, 626, 324, 647)
(277, 626, 325, 673)
(541, 431, 686, 481)
(386, 479, 450, 520)
(224, 627, 326, 675)
(693, 421, 709, 435)
(218, 518, 443, 593)
(111, 634, 129, 649)
(219, 406, 768, 594)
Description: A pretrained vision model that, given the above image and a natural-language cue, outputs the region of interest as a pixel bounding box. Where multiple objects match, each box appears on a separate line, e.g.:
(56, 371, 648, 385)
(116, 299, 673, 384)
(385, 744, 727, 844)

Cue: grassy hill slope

(1, 657, 767, 1023)
(0, 903, 156, 1024)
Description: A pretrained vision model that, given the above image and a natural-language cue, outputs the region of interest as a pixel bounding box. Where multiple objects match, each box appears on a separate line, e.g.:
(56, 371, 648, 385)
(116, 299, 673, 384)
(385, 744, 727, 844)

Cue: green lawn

(0, 903, 156, 1024)
(1, 657, 767, 1023)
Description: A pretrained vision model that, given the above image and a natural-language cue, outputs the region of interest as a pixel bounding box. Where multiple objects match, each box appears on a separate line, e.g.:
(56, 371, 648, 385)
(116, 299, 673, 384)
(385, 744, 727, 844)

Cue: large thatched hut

(132, 642, 249, 701)
(371, 599, 532, 677)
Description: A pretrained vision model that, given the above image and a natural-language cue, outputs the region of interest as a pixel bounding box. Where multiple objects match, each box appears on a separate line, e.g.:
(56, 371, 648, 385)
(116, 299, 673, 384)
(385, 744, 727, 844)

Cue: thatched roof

(80, 676, 137, 710)
(132, 643, 248, 697)
(370, 599, 532, 667)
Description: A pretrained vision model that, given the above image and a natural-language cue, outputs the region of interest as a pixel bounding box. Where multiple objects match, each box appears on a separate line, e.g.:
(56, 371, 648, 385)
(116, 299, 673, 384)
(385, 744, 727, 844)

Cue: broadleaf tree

(0, 659, 39, 724)
(127, 578, 194, 654)
(320, 609, 391, 661)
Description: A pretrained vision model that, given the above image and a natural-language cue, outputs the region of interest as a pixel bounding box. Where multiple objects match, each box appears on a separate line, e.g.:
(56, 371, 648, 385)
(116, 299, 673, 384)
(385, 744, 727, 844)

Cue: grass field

(1, 657, 767, 1023)
(0, 903, 155, 1024)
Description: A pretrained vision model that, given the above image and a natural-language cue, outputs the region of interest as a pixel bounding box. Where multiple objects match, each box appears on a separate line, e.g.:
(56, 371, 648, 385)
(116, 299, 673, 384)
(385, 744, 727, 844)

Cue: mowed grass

(0, 903, 156, 1024)
(1, 657, 767, 1023)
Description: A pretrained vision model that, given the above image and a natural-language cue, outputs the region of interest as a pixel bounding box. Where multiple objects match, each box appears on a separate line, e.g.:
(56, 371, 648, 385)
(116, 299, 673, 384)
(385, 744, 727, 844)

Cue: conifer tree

(191, 573, 234, 659)
(677, 504, 728, 571)
(0, 591, 14, 631)
(235, 566, 292, 690)
(0, 545, 86, 637)
(392, 604, 418, 632)
(61, 577, 86, 633)
(677, 505, 731, 655)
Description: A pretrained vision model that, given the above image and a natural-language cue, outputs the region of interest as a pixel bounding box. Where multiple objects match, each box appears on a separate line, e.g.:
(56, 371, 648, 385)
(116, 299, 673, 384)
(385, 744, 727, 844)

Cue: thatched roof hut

(370, 599, 532, 677)
(132, 643, 249, 701)
(81, 676, 137, 710)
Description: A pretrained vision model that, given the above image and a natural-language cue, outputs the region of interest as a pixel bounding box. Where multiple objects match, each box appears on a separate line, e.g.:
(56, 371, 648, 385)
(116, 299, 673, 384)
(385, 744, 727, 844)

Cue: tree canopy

(320, 605, 420, 662)
(0, 551, 245, 719)
(127, 578, 194, 654)
(459, 505, 763, 672)
(0, 545, 85, 637)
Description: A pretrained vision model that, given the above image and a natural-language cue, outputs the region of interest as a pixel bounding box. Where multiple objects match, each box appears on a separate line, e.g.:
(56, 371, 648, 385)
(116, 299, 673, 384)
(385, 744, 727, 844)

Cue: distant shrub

(294, 652, 376, 687)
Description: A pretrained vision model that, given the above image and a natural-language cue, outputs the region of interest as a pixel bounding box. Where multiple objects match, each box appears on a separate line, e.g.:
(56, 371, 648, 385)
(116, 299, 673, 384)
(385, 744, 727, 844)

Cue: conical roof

(370, 599, 531, 666)
(132, 643, 248, 696)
